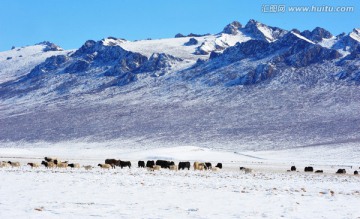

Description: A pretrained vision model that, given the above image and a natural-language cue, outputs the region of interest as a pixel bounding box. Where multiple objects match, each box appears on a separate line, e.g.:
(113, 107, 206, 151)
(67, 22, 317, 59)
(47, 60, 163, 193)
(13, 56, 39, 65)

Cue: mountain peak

(352, 28, 360, 34)
(291, 29, 301, 34)
(243, 19, 287, 42)
(283, 29, 316, 44)
(36, 41, 63, 52)
(245, 19, 259, 27)
(222, 21, 242, 35)
(301, 27, 333, 43)
(349, 28, 360, 42)
(101, 37, 127, 46)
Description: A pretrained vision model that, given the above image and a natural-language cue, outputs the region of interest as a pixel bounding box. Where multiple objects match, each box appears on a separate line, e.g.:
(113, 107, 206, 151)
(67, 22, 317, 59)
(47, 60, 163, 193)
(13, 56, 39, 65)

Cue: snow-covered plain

(0, 144, 359, 218)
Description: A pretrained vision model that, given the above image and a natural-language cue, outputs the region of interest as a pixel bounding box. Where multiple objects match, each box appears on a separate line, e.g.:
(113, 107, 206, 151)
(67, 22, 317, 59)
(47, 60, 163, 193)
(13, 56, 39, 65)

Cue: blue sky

(0, 0, 359, 51)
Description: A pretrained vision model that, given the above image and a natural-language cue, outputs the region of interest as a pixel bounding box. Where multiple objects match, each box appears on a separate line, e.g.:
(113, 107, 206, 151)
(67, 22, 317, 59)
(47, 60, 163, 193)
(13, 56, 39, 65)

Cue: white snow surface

(101, 38, 127, 46)
(291, 31, 315, 44)
(257, 24, 275, 42)
(318, 36, 337, 48)
(216, 32, 252, 47)
(121, 36, 212, 60)
(0, 143, 359, 218)
(349, 28, 360, 42)
(120, 32, 251, 61)
(0, 45, 71, 84)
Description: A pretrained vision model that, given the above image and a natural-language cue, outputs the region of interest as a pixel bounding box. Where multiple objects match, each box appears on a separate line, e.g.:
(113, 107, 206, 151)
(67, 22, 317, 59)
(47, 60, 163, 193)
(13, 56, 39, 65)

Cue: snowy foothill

(0, 143, 359, 218)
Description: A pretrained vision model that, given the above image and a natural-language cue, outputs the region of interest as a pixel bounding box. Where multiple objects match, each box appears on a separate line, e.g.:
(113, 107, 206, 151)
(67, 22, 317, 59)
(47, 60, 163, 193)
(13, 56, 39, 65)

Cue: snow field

(0, 145, 359, 218)
(0, 164, 359, 218)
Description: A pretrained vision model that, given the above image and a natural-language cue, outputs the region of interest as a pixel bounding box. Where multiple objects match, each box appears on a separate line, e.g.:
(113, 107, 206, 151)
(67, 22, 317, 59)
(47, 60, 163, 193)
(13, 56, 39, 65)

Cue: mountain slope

(0, 42, 70, 84)
(1, 20, 360, 151)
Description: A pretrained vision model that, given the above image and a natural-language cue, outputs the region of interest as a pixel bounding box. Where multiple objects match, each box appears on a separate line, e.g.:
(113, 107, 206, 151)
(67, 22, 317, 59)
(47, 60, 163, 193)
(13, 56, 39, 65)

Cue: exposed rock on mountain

(301, 27, 333, 43)
(36, 41, 63, 52)
(175, 33, 185, 38)
(195, 42, 225, 55)
(28, 55, 69, 77)
(184, 38, 198, 46)
(243, 19, 287, 42)
(226, 63, 276, 86)
(332, 29, 360, 53)
(136, 53, 183, 74)
(222, 21, 242, 35)
(64, 60, 90, 74)
(175, 33, 210, 38)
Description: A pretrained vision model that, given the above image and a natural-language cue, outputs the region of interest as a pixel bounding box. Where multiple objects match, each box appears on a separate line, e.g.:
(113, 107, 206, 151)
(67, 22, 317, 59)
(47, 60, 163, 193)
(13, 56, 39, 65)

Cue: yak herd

(288, 165, 358, 175)
(103, 159, 223, 171)
(0, 158, 359, 175)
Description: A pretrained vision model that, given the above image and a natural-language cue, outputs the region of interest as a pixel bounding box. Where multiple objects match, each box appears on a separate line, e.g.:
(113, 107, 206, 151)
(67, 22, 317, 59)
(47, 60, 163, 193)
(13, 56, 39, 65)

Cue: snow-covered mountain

(0, 42, 69, 84)
(1, 19, 360, 151)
